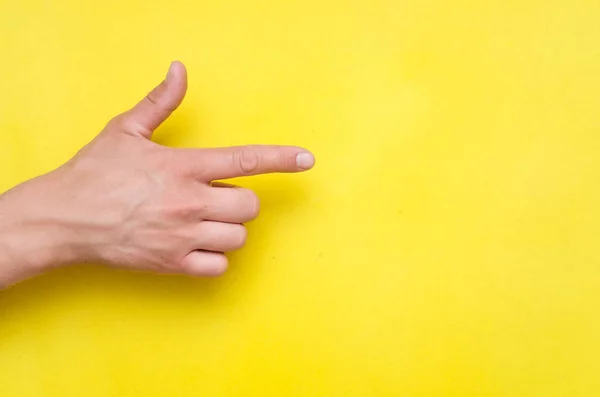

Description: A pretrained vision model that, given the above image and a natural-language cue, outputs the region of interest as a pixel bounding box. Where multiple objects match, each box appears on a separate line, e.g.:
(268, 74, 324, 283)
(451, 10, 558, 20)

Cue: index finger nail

(296, 152, 315, 170)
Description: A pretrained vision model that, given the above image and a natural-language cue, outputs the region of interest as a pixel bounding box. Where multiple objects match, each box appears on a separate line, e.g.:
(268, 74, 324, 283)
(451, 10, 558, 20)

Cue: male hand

(0, 61, 314, 287)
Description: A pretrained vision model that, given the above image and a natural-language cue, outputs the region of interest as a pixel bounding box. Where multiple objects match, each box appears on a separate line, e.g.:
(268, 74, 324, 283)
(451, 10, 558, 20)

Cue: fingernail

(296, 152, 315, 170)
(166, 61, 177, 80)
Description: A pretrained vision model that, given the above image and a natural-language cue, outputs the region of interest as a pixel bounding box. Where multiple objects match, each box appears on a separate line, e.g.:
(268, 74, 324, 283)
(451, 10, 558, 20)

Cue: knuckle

(145, 91, 159, 106)
(146, 82, 177, 113)
(233, 149, 260, 175)
(195, 201, 211, 218)
(106, 114, 126, 131)
(107, 113, 150, 137)
(163, 195, 203, 220)
(165, 204, 196, 219)
(162, 153, 188, 178)
(277, 152, 289, 170)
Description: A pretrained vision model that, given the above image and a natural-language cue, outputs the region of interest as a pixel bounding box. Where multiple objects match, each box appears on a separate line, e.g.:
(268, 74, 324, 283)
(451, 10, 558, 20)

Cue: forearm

(0, 229, 44, 289)
(0, 216, 44, 288)
(0, 181, 79, 288)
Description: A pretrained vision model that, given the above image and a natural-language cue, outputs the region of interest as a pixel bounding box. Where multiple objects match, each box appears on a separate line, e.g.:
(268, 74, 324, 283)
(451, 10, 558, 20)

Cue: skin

(0, 61, 315, 289)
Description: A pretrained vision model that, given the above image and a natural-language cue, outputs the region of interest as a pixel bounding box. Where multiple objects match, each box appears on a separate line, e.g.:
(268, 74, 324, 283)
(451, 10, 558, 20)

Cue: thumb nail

(166, 61, 177, 80)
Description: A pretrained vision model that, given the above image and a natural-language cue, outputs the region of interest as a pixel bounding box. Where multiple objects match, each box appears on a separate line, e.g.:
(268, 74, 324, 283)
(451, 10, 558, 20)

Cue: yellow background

(1, 0, 600, 395)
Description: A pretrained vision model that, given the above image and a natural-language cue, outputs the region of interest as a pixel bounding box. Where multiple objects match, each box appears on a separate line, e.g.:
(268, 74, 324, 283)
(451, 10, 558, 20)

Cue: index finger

(179, 145, 315, 181)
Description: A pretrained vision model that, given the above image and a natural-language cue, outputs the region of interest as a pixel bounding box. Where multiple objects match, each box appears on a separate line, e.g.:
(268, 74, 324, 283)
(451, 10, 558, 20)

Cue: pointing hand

(0, 61, 314, 287)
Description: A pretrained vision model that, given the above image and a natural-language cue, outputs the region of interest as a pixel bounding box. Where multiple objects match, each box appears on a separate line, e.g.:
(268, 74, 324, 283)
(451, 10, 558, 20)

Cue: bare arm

(0, 61, 314, 289)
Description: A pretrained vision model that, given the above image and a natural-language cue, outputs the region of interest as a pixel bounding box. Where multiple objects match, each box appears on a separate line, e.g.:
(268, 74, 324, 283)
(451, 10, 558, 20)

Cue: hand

(0, 61, 314, 287)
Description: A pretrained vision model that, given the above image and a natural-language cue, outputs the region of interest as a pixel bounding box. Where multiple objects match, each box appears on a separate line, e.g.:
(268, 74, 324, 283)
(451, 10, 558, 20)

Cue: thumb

(118, 61, 187, 139)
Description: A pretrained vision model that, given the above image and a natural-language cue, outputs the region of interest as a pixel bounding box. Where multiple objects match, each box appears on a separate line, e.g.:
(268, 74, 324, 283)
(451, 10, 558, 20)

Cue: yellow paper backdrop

(1, 0, 600, 395)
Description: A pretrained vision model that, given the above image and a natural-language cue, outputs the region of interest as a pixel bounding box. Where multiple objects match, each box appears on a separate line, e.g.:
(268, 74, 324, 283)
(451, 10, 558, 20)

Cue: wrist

(0, 176, 81, 287)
